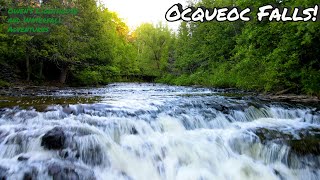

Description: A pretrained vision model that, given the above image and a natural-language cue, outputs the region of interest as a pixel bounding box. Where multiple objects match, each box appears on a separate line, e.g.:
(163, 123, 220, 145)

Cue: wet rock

(59, 149, 81, 162)
(247, 102, 265, 109)
(48, 164, 61, 175)
(273, 169, 285, 180)
(79, 145, 105, 166)
(17, 111, 38, 120)
(48, 162, 96, 180)
(22, 168, 37, 180)
(229, 104, 247, 111)
(253, 127, 320, 156)
(63, 106, 76, 115)
(45, 126, 110, 166)
(0, 130, 9, 143)
(289, 138, 320, 156)
(119, 171, 133, 180)
(254, 128, 294, 144)
(0, 160, 96, 180)
(18, 156, 29, 161)
(208, 104, 224, 112)
(160, 147, 167, 158)
(67, 127, 93, 137)
(48, 164, 79, 180)
(1, 108, 20, 120)
(41, 127, 65, 150)
(62, 105, 86, 115)
(209, 103, 249, 114)
(61, 150, 69, 159)
(5, 134, 23, 145)
(0, 166, 8, 180)
(260, 94, 320, 108)
(201, 109, 217, 119)
(130, 127, 138, 135)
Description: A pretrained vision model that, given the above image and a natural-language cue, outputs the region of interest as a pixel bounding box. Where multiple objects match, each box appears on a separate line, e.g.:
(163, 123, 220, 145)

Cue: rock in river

(41, 127, 66, 150)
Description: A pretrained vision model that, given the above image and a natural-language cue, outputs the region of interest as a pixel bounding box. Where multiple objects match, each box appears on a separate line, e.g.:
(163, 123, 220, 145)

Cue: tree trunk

(39, 60, 43, 79)
(26, 52, 30, 81)
(59, 66, 68, 84)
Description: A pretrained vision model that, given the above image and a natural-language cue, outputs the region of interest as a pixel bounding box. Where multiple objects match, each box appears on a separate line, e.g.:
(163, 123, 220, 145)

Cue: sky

(101, 0, 188, 31)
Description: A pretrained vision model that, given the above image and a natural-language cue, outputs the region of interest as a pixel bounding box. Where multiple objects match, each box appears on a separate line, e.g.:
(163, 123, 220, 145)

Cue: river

(0, 83, 319, 180)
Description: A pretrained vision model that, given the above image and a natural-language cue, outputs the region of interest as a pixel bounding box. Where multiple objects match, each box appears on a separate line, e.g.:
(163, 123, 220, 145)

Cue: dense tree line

(0, 0, 142, 86)
(0, 0, 319, 96)
(161, 0, 320, 96)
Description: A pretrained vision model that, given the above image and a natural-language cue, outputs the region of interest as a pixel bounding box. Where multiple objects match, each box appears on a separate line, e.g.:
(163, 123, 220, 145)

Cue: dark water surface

(0, 83, 319, 180)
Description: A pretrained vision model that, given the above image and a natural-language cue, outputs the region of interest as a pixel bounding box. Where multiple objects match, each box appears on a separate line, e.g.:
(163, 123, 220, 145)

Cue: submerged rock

(254, 128, 294, 144)
(253, 127, 320, 156)
(40, 126, 110, 167)
(22, 167, 38, 180)
(41, 127, 65, 150)
(130, 127, 138, 135)
(0, 166, 8, 180)
(48, 164, 79, 180)
(289, 137, 320, 156)
(0, 130, 9, 143)
(0, 160, 96, 180)
(18, 156, 29, 162)
(48, 162, 96, 180)
(63, 105, 84, 115)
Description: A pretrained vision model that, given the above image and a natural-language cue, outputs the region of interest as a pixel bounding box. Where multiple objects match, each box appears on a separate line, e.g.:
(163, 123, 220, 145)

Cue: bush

(0, 80, 9, 87)
(74, 69, 103, 86)
(301, 68, 320, 96)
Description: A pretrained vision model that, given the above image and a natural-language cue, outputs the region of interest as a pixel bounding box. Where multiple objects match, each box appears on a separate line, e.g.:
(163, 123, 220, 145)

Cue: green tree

(134, 23, 173, 76)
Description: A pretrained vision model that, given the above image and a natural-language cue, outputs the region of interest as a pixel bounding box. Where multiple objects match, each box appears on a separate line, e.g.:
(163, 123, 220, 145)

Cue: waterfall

(0, 83, 319, 180)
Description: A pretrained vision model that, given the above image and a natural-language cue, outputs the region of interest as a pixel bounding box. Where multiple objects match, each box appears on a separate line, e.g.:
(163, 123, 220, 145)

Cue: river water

(0, 83, 319, 180)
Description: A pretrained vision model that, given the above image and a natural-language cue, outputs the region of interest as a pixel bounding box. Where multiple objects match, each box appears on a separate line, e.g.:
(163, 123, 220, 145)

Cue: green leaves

(134, 23, 173, 76)
(163, 0, 320, 95)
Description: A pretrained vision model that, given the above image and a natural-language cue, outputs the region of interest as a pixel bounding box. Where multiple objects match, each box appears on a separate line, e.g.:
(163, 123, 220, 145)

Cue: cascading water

(0, 83, 319, 180)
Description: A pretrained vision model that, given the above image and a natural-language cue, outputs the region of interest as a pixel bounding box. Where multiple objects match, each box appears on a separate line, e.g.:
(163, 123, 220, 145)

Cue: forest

(0, 0, 319, 96)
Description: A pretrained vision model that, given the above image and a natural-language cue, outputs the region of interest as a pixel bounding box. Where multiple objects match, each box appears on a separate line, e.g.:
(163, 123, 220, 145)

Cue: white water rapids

(0, 83, 319, 180)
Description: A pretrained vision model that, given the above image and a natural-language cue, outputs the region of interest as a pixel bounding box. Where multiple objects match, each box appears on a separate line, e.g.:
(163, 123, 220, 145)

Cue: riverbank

(156, 75, 320, 106)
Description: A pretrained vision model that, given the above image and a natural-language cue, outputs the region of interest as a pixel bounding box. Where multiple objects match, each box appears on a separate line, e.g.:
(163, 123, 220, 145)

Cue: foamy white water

(0, 83, 319, 180)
